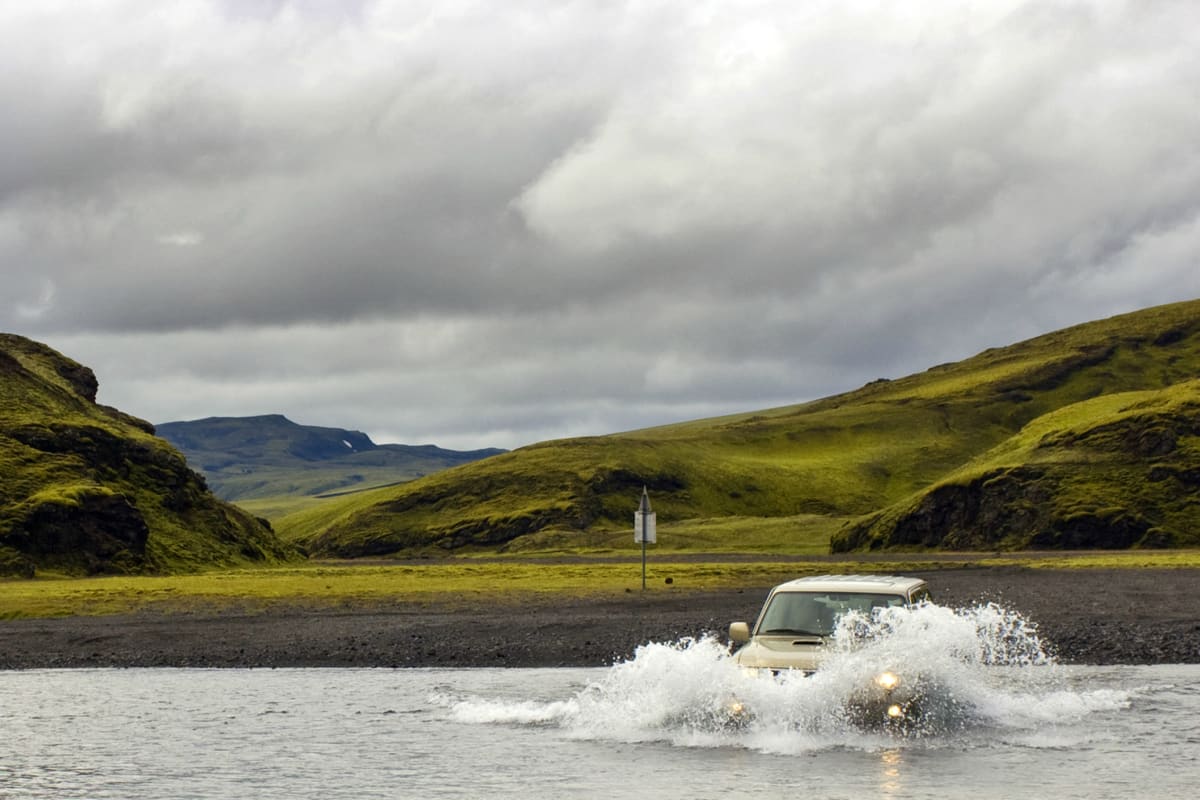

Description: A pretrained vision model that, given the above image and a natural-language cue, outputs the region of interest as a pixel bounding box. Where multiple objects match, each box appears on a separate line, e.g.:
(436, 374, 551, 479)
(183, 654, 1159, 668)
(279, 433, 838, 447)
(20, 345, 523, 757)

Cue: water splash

(440, 603, 1131, 752)
(832, 601, 1052, 667)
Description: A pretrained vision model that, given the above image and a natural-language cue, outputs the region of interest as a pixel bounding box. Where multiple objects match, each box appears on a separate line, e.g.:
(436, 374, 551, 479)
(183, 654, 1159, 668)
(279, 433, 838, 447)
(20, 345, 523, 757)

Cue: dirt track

(2, 567, 1198, 669)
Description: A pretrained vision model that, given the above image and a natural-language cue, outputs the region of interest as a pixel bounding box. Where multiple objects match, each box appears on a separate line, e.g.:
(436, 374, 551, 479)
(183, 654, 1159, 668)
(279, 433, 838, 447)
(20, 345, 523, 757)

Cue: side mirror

(729, 621, 750, 643)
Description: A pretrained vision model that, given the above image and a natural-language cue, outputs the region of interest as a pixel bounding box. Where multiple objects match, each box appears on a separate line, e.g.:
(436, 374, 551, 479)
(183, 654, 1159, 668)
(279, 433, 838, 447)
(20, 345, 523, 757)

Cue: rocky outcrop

(1, 334, 296, 576)
(4, 489, 149, 575)
(833, 467, 1170, 552)
(835, 467, 1054, 551)
(833, 392, 1200, 552)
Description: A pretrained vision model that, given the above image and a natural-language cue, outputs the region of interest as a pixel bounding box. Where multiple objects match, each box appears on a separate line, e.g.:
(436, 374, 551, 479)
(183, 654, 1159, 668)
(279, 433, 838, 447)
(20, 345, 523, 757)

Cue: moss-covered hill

(0, 334, 296, 576)
(832, 379, 1200, 551)
(279, 298, 1200, 557)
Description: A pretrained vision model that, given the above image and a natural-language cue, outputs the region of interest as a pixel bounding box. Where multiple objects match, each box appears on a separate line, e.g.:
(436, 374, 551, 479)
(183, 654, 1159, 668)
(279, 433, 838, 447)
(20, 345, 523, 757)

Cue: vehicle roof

(768, 574, 927, 595)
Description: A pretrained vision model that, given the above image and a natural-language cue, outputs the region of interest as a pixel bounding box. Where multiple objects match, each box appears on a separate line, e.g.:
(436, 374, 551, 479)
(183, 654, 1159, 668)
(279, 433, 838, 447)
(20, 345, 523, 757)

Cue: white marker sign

(634, 487, 656, 544)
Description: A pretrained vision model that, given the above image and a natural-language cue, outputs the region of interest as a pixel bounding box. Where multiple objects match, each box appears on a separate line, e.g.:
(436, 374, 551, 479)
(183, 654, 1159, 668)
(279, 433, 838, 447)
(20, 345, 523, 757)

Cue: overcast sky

(3, 1, 1199, 451)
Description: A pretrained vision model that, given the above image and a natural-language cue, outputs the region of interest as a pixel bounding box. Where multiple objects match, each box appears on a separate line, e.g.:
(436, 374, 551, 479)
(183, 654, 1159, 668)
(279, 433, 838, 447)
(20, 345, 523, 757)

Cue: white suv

(728, 574, 933, 726)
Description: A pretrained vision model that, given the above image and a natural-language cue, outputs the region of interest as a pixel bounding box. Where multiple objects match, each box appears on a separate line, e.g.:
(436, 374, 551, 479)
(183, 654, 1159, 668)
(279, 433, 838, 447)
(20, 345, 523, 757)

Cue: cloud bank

(3, 0, 1199, 449)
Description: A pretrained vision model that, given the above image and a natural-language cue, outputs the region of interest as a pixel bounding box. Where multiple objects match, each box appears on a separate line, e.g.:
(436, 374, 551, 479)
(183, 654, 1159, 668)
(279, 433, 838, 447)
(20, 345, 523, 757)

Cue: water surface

(2, 603, 1197, 799)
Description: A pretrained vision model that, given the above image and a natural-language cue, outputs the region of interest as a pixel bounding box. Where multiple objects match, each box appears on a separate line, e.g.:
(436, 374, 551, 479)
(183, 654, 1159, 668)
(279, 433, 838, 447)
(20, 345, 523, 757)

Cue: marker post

(633, 486, 656, 590)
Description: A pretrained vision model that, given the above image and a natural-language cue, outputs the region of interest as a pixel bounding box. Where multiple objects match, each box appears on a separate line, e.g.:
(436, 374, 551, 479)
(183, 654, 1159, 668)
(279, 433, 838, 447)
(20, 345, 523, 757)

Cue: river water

(2, 604, 1198, 799)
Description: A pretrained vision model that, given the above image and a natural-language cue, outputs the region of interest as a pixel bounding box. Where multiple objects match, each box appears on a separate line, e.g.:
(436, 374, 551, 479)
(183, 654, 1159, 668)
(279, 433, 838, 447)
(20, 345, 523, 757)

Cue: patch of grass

(0, 563, 776, 617)
(4, 552, 1198, 619)
(494, 516, 843, 555)
(233, 481, 410, 520)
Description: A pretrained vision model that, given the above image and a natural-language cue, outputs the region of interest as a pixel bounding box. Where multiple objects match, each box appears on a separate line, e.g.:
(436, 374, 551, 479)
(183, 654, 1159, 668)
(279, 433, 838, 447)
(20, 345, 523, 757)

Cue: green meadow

(5, 550, 1199, 619)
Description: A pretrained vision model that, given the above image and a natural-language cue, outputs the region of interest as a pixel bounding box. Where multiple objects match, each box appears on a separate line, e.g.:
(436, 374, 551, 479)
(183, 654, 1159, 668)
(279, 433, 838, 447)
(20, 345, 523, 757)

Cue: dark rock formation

(1, 334, 297, 576)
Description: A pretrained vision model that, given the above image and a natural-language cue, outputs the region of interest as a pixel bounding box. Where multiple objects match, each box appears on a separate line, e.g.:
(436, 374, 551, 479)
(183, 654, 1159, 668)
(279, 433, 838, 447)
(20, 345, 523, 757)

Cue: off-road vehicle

(728, 574, 933, 727)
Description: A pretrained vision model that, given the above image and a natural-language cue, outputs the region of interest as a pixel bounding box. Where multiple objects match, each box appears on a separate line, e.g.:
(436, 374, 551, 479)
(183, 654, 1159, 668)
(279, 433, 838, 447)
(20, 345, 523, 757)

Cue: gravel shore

(2, 567, 1198, 669)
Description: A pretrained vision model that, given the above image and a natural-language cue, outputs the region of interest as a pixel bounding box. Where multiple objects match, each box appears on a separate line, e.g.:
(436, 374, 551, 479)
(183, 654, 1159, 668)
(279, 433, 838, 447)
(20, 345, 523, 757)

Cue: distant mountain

(0, 334, 295, 577)
(156, 415, 505, 506)
(280, 298, 1200, 557)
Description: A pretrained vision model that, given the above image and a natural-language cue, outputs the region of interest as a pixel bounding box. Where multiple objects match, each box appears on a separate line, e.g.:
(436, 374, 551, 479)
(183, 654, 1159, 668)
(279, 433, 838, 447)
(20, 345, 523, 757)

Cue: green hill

(278, 299, 1200, 557)
(156, 415, 504, 517)
(833, 379, 1200, 551)
(0, 335, 296, 576)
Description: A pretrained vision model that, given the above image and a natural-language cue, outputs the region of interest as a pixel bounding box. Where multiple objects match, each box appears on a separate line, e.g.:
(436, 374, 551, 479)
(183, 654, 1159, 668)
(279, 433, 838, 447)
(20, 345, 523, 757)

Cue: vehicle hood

(732, 637, 828, 671)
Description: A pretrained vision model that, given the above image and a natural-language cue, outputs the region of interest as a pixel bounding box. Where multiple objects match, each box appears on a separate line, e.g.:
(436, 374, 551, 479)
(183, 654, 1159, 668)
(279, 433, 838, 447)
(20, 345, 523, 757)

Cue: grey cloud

(7, 0, 1200, 450)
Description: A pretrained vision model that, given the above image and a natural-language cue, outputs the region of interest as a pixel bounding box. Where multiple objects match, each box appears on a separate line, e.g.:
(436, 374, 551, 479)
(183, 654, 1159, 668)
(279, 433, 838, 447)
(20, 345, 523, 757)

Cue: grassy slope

(280, 299, 1200, 557)
(834, 379, 1200, 550)
(0, 335, 296, 575)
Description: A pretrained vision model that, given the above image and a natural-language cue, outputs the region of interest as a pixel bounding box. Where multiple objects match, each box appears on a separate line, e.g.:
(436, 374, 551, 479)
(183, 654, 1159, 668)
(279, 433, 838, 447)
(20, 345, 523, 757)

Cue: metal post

(635, 486, 655, 591)
(641, 514, 647, 590)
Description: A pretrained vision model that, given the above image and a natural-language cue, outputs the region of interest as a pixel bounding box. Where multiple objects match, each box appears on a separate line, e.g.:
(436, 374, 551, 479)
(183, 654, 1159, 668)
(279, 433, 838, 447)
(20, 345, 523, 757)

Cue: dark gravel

(2, 567, 1198, 669)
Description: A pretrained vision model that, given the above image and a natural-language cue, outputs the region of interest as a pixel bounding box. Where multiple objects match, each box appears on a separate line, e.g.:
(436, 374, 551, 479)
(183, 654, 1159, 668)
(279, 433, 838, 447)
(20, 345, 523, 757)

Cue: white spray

(439, 602, 1131, 752)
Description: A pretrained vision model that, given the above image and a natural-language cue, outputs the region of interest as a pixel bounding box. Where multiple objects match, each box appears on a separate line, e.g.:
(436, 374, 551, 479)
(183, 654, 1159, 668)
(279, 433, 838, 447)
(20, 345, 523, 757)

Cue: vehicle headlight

(874, 671, 900, 691)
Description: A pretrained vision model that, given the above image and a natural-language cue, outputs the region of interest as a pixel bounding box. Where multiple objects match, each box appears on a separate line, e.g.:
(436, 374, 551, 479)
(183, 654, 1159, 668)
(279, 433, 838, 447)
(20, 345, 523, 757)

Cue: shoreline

(2, 567, 1198, 669)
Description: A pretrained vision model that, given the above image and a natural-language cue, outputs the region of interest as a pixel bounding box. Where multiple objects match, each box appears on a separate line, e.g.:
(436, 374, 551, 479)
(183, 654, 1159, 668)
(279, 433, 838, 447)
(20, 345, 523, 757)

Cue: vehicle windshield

(755, 591, 908, 636)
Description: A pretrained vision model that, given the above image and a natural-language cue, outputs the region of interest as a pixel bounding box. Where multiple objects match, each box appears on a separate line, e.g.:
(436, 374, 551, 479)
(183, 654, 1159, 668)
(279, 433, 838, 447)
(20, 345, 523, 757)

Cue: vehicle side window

(909, 587, 932, 605)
